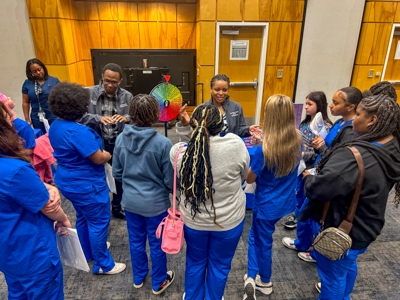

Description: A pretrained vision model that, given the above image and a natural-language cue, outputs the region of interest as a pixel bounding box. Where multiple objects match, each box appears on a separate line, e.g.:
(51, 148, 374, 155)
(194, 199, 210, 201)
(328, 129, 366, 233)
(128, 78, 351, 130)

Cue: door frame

(215, 22, 269, 125)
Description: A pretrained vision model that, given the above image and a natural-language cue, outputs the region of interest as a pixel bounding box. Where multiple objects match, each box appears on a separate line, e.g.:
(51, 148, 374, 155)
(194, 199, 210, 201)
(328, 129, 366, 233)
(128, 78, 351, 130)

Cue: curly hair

(25, 58, 49, 82)
(129, 94, 160, 127)
(0, 102, 31, 162)
(48, 82, 90, 121)
(179, 105, 223, 226)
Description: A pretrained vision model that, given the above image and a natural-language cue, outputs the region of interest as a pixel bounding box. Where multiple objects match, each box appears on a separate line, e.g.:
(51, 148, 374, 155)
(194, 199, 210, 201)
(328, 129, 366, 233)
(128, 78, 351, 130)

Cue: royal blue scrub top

(13, 118, 36, 149)
(0, 157, 59, 277)
(49, 119, 107, 201)
(251, 146, 298, 220)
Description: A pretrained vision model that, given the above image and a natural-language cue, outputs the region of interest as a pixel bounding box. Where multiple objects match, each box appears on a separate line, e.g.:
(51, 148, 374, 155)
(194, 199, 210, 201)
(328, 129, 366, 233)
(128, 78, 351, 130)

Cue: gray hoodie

(112, 125, 173, 217)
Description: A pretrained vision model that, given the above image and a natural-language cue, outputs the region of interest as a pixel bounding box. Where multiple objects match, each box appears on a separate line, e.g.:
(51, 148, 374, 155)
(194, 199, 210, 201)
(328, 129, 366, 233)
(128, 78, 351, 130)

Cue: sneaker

(315, 282, 321, 293)
(107, 242, 110, 249)
(98, 262, 126, 275)
(133, 282, 143, 289)
(298, 252, 316, 263)
(282, 237, 297, 250)
(152, 270, 175, 295)
(243, 277, 256, 300)
(284, 219, 297, 229)
(112, 211, 126, 220)
(243, 274, 273, 295)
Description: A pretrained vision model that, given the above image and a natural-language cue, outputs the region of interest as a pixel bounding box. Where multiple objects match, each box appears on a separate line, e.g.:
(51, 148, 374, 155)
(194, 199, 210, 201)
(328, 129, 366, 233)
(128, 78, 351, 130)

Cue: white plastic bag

(309, 112, 327, 139)
(105, 163, 117, 194)
(297, 159, 306, 176)
(56, 227, 90, 272)
(243, 182, 256, 194)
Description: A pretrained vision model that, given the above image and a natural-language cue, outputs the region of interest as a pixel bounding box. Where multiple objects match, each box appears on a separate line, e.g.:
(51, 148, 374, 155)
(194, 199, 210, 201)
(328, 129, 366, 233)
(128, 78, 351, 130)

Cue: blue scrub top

(0, 157, 60, 277)
(251, 146, 298, 220)
(49, 119, 107, 198)
(22, 76, 59, 118)
(13, 118, 36, 149)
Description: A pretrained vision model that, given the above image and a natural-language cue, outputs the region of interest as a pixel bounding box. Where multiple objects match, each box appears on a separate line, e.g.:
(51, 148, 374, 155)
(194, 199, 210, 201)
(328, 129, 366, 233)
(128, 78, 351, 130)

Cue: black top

(303, 139, 400, 249)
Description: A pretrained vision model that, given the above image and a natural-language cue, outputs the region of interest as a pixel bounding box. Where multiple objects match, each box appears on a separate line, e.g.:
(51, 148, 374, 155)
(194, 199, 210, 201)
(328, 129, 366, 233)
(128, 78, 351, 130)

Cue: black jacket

(302, 139, 400, 249)
(315, 118, 356, 157)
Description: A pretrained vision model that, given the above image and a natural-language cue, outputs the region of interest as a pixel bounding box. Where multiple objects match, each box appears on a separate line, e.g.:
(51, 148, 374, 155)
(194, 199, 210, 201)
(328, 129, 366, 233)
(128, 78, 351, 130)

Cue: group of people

(0, 57, 399, 300)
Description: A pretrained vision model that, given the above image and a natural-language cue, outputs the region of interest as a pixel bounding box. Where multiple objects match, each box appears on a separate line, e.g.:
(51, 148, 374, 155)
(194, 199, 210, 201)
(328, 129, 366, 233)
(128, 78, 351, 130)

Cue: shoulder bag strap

(319, 146, 364, 233)
(172, 145, 186, 214)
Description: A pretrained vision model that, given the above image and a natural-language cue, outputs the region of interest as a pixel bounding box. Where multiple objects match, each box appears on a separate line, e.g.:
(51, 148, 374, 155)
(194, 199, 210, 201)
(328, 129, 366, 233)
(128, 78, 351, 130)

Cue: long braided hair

(179, 105, 223, 226)
(317, 94, 400, 204)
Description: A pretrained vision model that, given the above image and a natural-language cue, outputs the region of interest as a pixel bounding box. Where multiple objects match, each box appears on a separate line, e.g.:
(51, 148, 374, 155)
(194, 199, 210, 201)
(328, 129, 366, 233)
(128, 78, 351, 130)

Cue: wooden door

(218, 26, 263, 125)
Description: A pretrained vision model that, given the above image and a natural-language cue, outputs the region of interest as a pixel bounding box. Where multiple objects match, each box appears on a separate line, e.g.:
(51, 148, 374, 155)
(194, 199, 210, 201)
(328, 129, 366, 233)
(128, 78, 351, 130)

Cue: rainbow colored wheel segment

(151, 83, 182, 122)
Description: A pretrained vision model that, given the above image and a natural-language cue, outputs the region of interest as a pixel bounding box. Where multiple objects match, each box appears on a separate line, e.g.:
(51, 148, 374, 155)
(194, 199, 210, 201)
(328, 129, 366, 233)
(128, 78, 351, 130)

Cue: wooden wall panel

(158, 3, 177, 22)
(99, 21, 121, 48)
(267, 22, 302, 65)
(216, 0, 242, 21)
(30, 19, 66, 64)
(177, 4, 196, 22)
(395, 3, 400, 22)
(27, 0, 59, 18)
(351, 65, 383, 91)
(178, 23, 196, 49)
(118, 2, 138, 21)
(71, 20, 84, 62)
(78, 21, 101, 60)
(74, 1, 99, 20)
(46, 65, 70, 82)
(60, 20, 77, 64)
(83, 60, 95, 86)
(138, 3, 177, 22)
(198, 21, 215, 65)
(67, 63, 79, 83)
(243, 0, 271, 21)
(197, 0, 216, 21)
(138, 22, 159, 47)
(158, 22, 178, 48)
(363, 2, 397, 22)
(197, 65, 214, 103)
(270, 0, 304, 21)
(97, 2, 119, 20)
(355, 23, 392, 65)
(119, 22, 141, 48)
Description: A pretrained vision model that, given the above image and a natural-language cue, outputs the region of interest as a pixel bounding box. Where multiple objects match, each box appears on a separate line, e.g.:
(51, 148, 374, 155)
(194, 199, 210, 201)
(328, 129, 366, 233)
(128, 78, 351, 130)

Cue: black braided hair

(179, 105, 223, 226)
(370, 81, 397, 102)
(317, 94, 400, 205)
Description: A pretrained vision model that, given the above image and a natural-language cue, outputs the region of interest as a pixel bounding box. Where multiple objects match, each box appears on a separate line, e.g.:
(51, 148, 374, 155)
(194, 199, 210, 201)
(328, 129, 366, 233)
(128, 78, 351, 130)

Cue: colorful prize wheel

(150, 76, 182, 122)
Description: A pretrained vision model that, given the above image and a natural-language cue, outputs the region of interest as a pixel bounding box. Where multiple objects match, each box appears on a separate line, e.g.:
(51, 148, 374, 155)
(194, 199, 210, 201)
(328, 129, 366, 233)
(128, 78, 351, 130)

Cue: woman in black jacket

(303, 94, 400, 299)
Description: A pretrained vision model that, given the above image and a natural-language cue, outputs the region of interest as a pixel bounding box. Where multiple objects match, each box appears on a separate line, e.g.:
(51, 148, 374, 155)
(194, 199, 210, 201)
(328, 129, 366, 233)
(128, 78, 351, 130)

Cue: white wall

(0, 0, 36, 118)
(294, 0, 365, 121)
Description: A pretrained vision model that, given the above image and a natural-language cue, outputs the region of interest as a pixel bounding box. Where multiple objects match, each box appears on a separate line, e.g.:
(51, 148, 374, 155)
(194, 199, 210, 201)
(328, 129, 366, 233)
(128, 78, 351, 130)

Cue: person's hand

(100, 116, 115, 125)
(312, 135, 325, 149)
(250, 134, 262, 146)
(178, 104, 190, 126)
(43, 183, 61, 213)
(302, 169, 310, 178)
(249, 125, 261, 136)
(112, 114, 127, 123)
(25, 117, 32, 126)
(55, 217, 72, 235)
(103, 150, 112, 162)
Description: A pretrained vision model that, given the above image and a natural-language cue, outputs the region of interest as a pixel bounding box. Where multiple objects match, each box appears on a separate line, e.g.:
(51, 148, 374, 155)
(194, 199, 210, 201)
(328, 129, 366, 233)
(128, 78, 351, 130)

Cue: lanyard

(34, 80, 45, 112)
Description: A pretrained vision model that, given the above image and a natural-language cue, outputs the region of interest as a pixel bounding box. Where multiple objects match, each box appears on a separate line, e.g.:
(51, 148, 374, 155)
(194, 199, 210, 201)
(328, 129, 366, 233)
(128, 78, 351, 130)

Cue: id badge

(38, 111, 45, 122)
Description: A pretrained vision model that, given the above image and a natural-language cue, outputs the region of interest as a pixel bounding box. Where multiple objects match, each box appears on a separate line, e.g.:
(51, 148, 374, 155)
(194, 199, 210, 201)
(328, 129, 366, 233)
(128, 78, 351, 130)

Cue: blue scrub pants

(294, 197, 321, 252)
(6, 261, 63, 300)
(184, 220, 244, 300)
(294, 175, 306, 219)
(125, 210, 168, 290)
(315, 248, 367, 300)
(247, 209, 279, 283)
(61, 187, 115, 274)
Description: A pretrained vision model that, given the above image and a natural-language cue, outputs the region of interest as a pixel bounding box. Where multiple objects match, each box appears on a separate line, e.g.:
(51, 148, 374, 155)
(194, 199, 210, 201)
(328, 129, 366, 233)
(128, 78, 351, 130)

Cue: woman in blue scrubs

(0, 101, 71, 299)
(22, 58, 60, 133)
(48, 82, 126, 275)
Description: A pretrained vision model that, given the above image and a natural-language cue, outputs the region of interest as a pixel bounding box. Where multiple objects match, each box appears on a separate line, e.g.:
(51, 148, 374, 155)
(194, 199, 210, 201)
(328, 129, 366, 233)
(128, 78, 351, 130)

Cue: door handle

(229, 78, 258, 89)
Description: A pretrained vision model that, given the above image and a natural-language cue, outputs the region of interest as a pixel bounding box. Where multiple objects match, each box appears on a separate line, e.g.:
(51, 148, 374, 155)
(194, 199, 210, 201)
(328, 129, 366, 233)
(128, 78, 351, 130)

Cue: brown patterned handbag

(312, 146, 364, 260)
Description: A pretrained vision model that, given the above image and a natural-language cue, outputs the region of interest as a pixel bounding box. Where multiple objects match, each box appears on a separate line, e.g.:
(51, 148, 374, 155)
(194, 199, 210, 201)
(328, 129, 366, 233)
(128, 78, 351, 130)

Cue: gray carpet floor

(1, 125, 400, 300)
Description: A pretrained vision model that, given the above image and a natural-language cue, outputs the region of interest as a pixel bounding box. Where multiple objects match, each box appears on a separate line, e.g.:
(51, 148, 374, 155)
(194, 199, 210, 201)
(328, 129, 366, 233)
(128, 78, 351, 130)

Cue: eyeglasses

(103, 79, 120, 86)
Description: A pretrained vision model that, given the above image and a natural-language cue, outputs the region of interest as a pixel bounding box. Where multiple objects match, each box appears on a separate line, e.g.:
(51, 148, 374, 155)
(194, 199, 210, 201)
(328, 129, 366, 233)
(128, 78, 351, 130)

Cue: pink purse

(156, 145, 185, 254)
